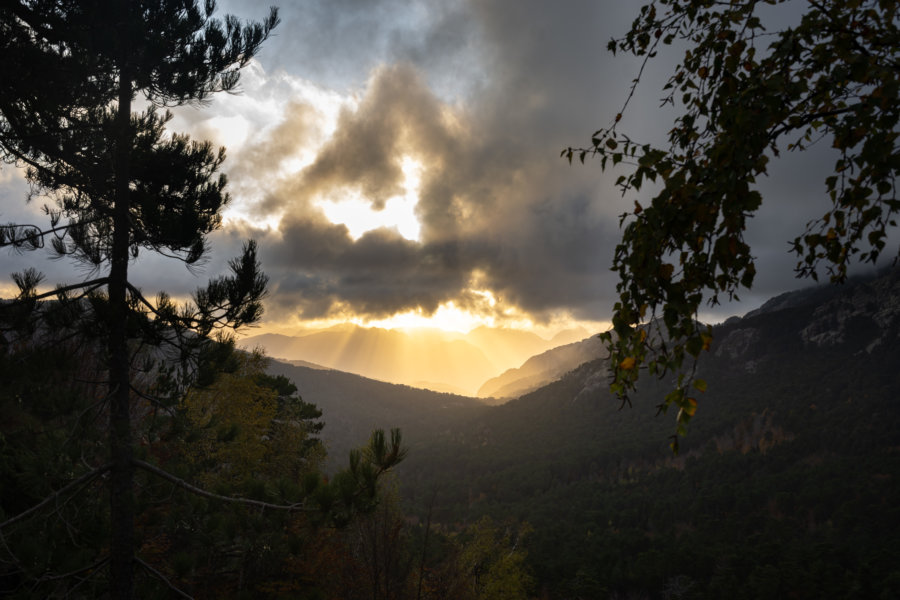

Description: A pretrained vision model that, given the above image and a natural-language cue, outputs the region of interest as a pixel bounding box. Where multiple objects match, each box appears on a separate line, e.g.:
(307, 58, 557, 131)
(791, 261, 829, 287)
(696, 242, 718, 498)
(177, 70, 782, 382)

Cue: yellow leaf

(683, 397, 698, 417)
(619, 356, 637, 371)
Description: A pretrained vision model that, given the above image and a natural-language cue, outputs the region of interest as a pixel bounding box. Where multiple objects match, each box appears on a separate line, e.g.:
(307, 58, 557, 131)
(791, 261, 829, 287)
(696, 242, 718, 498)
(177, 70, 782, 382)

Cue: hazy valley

(241, 324, 592, 397)
(261, 268, 900, 598)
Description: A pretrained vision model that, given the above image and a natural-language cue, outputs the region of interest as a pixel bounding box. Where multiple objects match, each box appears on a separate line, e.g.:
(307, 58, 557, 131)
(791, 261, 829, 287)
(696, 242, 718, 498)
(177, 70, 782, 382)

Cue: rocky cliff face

(799, 268, 900, 349)
(714, 267, 900, 358)
(568, 267, 900, 426)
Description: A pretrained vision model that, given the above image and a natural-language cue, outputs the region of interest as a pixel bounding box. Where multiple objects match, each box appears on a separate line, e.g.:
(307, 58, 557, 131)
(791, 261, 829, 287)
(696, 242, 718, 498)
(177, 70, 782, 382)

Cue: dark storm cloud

(219, 0, 478, 94)
(257, 215, 470, 319)
(231, 101, 321, 180)
(229, 100, 329, 219)
(0, 0, 885, 328)
(230, 0, 659, 323)
(131, 0, 870, 325)
(250, 67, 624, 322)
(291, 65, 443, 211)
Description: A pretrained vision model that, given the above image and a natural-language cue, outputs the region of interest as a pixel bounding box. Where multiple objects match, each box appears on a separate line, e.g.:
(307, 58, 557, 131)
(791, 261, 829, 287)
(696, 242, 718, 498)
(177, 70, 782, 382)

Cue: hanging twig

(135, 556, 194, 599)
(39, 554, 109, 582)
(132, 459, 317, 512)
(0, 464, 111, 530)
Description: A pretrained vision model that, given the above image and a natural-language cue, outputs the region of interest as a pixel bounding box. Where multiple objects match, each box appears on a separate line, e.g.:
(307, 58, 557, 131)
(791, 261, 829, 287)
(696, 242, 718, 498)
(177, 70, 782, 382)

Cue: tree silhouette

(0, 2, 276, 596)
(565, 0, 899, 448)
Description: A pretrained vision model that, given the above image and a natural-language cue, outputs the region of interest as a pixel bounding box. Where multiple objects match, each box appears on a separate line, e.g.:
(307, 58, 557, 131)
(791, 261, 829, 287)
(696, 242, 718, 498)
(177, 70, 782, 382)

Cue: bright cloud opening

(356, 300, 492, 333)
(317, 156, 423, 242)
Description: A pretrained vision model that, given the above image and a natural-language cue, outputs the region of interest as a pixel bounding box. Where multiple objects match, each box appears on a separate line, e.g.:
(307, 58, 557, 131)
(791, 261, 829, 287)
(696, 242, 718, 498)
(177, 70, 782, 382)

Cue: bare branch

(7, 277, 109, 303)
(0, 464, 111, 530)
(135, 556, 194, 599)
(39, 554, 109, 582)
(132, 459, 317, 512)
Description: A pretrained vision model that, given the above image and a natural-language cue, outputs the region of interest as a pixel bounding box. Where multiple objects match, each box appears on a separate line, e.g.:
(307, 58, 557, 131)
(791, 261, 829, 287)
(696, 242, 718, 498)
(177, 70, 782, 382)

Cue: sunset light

(317, 156, 424, 242)
(357, 300, 493, 333)
(4, 1, 895, 596)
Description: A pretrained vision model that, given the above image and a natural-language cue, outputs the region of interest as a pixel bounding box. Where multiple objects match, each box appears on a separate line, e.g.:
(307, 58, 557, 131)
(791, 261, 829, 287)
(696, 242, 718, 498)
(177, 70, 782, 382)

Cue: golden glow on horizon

(248, 271, 609, 339)
(357, 301, 493, 333)
(251, 308, 609, 343)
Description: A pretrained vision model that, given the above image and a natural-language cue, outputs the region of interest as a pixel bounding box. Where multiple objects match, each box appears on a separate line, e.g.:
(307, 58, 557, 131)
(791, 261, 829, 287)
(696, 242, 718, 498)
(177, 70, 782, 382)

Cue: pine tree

(0, 2, 277, 596)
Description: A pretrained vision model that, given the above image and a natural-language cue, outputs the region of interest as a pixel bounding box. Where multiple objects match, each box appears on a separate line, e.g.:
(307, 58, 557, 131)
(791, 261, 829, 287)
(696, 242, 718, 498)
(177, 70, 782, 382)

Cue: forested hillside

(4, 268, 899, 598)
(263, 361, 488, 471)
(393, 268, 900, 598)
(245, 268, 900, 598)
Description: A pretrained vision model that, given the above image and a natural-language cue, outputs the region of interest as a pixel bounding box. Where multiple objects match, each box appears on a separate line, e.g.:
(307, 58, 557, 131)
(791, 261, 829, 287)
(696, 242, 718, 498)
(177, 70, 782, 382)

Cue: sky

(0, 0, 881, 338)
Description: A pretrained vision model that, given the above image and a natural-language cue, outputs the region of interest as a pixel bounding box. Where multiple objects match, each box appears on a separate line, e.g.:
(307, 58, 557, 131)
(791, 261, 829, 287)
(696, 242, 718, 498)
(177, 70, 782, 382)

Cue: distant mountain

(409, 380, 473, 396)
(263, 359, 488, 470)
(243, 324, 569, 395)
(429, 267, 900, 477)
(243, 326, 496, 395)
(549, 326, 591, 346)
(396, 267, 900, 598)
(280, 358, 331, 370)
(465, 326, 558, 367)
(476, 334, 605, 399)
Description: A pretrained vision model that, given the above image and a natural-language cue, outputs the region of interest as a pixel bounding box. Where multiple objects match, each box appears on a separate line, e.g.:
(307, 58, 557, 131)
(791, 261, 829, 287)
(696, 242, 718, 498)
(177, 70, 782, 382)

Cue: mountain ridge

(243, 324, 573, 395)
(476, 335, 606, 399)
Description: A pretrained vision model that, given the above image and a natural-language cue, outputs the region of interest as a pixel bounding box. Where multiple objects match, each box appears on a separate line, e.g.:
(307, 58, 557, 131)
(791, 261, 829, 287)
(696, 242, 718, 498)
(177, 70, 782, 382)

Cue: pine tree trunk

(108, 8, 134, 595)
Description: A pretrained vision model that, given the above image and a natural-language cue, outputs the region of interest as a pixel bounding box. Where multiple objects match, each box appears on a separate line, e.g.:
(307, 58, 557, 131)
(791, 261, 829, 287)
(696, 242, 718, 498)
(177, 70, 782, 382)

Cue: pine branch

(0, 218, 101, 249)
(9, 277, 108, 303)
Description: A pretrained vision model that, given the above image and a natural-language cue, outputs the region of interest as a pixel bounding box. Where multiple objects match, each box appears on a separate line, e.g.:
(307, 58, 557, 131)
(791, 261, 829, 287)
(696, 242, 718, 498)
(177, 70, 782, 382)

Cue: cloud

(232, 50, 628, 324)
(4, 0, 877, 330)
(254, 217, 467, 320)
(186, 1, 662, 327)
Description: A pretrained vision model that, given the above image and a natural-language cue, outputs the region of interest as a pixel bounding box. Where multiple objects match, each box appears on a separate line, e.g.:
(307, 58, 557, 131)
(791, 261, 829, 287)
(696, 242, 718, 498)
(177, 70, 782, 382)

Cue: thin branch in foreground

(132, 459, 316, 512)
(23, 277, 109, 303)
(135, 557, 194, 599)
(0, 464, 112, 530)
(40, 554, 109, 582)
